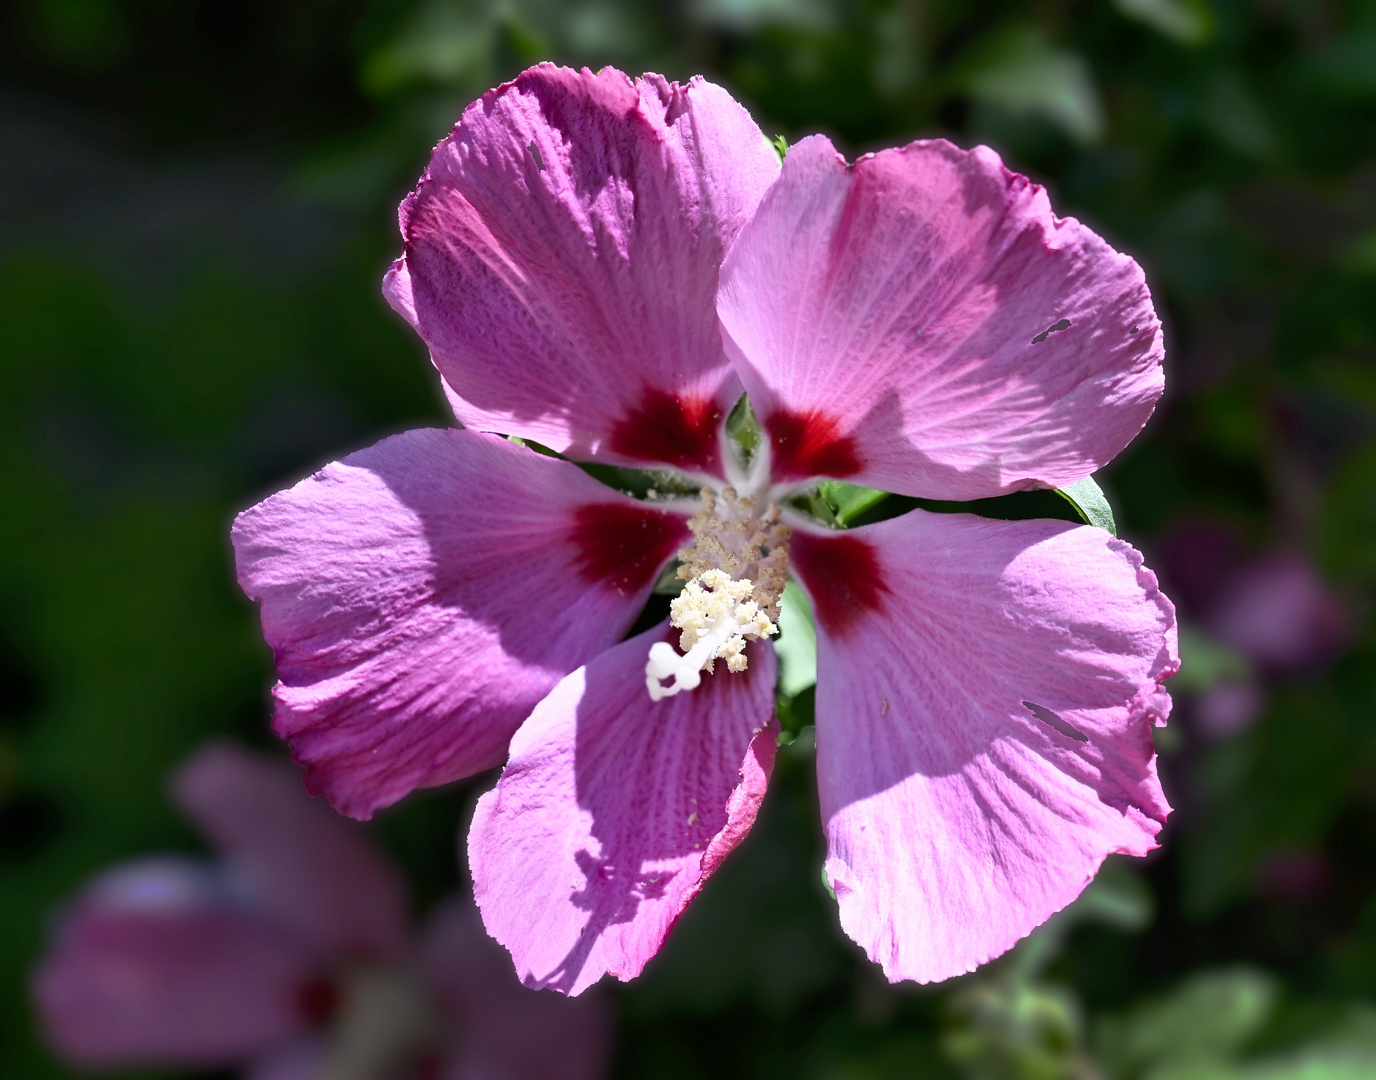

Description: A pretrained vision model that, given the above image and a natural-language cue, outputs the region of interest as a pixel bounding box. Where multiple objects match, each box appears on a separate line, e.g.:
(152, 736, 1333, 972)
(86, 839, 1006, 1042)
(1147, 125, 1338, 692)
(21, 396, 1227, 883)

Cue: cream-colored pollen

(645, 488, 790, 701)
(672, 569, 775, 671)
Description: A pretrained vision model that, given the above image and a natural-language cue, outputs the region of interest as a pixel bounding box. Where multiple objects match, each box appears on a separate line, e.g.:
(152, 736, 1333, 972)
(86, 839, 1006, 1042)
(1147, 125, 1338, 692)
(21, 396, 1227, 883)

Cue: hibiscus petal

(468, 625, 778, 995)
(788, 511, 1176, 983)
(233, 428, 688, 819)
(420, 896, 612, 1079)
(171, 741, 410, 960)
(386, 64, 780, 474)
(32, 859, 318, 1067)
(718, 135, 1164, 498)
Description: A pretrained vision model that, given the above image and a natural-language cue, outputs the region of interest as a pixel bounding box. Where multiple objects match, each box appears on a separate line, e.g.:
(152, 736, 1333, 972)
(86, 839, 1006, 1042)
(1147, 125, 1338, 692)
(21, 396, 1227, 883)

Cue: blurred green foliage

(2, 0, 1376, 1076)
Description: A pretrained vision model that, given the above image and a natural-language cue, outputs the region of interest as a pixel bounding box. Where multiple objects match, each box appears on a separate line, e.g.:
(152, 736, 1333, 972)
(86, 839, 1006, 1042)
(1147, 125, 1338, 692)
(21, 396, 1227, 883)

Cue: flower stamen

(645, 488, 790, 700)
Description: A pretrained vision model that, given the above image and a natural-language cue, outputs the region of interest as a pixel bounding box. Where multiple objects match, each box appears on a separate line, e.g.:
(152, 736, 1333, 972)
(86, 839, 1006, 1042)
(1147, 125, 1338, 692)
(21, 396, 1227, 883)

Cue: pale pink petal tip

(790, 511, 1176, 983)
(469, 625, 778, 995)
(719, 134, 1164, 499)
(232, 427, 687, 819)
(393, 64, 781, 474)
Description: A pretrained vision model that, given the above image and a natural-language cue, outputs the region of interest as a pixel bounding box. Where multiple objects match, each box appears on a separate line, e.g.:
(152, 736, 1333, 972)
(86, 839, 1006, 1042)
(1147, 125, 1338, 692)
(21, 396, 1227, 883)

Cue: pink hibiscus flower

(32, 741, 609, 1079)
(231, 63, 1177, 990)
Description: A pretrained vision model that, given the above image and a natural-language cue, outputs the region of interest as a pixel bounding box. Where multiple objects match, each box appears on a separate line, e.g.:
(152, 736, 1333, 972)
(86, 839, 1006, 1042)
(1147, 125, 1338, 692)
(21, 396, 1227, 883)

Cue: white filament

(645, 569, 777, 701)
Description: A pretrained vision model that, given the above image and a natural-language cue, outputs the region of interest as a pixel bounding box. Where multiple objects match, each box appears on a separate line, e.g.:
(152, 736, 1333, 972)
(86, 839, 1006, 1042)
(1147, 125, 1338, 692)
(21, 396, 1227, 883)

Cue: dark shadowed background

(4, 0, 1376, 1076)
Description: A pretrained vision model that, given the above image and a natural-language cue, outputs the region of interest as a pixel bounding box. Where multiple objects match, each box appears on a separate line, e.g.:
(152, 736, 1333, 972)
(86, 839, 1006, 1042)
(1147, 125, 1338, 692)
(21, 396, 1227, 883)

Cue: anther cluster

(645, 487, 791, 701)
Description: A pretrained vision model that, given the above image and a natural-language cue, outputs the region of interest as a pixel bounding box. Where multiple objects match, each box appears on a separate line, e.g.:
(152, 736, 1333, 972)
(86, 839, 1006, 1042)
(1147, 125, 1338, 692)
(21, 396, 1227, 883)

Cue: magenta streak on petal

(718, 134, 1165, 500)
(805, 509, 1176, 984)
(389, 64, 779, 469)
(232, 428, 681, 820)
(469, 625, 778, 996)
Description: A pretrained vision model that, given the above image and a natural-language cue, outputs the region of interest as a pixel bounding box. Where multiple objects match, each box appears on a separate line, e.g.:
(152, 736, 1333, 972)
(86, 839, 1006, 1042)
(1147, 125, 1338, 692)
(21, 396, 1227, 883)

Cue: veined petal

(233, 428, 688, 819)
(468, 625, 778, 995)
(788, 512, 1176, 983)
(32, 859, 318, 1067)
(387, 64, 781, 475)
(172, 741, 409, 961)
(420, 896, 612, 1079)
(718, 136, 1164, 499)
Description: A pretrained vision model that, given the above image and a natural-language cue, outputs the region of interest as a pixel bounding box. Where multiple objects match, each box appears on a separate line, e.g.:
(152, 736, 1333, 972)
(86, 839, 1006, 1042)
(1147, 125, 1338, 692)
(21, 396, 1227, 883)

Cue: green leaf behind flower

(1056, 475, 1118, 535)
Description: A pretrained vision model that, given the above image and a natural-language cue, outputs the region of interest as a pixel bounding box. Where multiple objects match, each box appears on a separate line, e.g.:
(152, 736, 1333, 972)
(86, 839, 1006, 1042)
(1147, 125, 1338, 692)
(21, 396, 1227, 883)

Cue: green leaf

(817, 481, 890, 527)
(821, 863, 836, 900)
(771, 134, 789, 160)
(1307, 29, 1376, 94)
(776, 689, 814, 745)
(953, 26, 1104, 144)
(776, 582, 817, 697)
(776, 583, 817, 745)
(506, 435, 562, 458)
(577, 461, 699, 500)
(1095, 968, 1278, 1077)
(1113, 0, 1215, 47)
(1201, 72, 1277, 159)
(1055, 475, 1117, 535)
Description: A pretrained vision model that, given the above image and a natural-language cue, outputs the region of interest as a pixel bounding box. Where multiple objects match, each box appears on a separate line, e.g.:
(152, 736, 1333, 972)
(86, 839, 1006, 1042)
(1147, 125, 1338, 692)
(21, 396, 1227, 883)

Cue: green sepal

(1055, 475, 1117, 535)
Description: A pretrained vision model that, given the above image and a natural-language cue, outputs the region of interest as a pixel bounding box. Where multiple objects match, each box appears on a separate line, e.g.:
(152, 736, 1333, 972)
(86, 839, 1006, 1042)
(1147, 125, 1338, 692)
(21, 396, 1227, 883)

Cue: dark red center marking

(297, 975, 340, 1027)
(789, 531, 889, 636)
(609, 387, 723, 473)
(765, 407, 861, 481)
(570, 502, 689, 595)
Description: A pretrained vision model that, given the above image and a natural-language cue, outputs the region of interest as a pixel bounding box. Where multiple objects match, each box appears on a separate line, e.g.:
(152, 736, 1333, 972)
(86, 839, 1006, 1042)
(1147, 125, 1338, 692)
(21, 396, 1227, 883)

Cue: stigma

(646, 487, 790, 701)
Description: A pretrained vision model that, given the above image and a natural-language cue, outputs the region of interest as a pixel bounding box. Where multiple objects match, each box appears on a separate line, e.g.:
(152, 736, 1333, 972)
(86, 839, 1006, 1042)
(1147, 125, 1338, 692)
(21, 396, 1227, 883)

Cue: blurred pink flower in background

(1206, 553, 1348, 676)
(234, 63, 1177, 993)
(32, 741, 610, 1080)
(1159, 523, 1349, 740)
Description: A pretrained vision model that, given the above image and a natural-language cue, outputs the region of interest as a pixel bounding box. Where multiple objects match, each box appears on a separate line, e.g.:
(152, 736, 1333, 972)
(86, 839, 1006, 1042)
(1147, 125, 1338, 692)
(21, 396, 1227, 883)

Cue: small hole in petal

(1022, 700, 1089, 742)
(1031, 319, 1072, 344)
(1130, 324, 1140, 334)
(527, 142, 546, 171)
